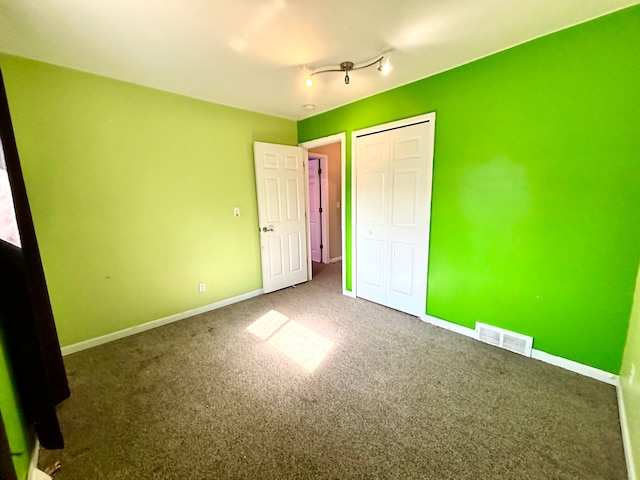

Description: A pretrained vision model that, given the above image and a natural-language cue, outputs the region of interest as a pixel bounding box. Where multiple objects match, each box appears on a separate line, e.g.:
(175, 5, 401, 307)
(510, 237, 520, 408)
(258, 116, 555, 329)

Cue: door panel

(389, 242, 415, 296)
(284, 153, 298, 170)
(362, 239, 385, 288)
(254, 142, 308, 293)
(391, 169, 419, 226)
(289, 231, 303, 272)
(268, 236, 284, 277)
(393, 135, 422, 160)
(265, 178, 281, 222)
(285, 178, 301, 220)
(356, 132, 389, 305)
(386, 123, 432, 314)
(362, 173, 386, 224)
(364, 141, 386, 164)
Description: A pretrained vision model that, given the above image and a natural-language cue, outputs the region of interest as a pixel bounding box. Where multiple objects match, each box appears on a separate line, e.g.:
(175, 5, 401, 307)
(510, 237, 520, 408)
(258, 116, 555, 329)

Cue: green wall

(0, 54, 296, 478)
(0, 7, 638, 478)
(0, 54, 297, 346)
(0, 328, 32, 480)
(620, 262, 640, 479)
(298, 6, 640, 374)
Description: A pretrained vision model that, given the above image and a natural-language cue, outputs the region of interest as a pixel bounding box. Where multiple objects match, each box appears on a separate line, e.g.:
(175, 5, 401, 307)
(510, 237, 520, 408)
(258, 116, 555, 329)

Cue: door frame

(307, 153, 329, 264)
(299, 133, 348, 294)
(351, 112, 436, 302)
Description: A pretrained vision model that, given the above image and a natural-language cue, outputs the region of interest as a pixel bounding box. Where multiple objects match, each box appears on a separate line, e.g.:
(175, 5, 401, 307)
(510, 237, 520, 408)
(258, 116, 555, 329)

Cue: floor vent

(475, 322, 533, 357)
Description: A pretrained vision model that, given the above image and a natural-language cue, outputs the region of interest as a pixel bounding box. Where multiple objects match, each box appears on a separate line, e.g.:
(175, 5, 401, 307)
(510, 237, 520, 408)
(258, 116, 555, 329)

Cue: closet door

(355, 119, 434, 317)
(356, 131, 390, 306)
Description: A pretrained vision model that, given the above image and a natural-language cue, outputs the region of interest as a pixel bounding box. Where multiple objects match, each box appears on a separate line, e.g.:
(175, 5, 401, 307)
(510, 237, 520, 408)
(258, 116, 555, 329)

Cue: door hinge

(318, 167, 322, 175)
(319, 207, 323, 213)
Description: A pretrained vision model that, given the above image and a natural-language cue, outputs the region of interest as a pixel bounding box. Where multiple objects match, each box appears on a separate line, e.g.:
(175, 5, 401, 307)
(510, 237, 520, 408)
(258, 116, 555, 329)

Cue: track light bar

(306, 55, 391, 87)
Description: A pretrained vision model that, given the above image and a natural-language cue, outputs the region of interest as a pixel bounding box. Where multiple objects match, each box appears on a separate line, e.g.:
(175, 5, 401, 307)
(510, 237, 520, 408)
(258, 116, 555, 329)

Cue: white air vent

(475, 322, 533, 357)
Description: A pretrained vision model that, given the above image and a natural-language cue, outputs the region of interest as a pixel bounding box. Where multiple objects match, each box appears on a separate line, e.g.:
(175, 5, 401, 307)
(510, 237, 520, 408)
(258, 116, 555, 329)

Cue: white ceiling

(0, 0, 638, 120)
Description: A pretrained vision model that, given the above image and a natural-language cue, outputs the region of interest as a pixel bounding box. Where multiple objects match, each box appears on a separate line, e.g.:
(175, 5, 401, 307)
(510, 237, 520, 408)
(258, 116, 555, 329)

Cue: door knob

(262, 226, 274, 232)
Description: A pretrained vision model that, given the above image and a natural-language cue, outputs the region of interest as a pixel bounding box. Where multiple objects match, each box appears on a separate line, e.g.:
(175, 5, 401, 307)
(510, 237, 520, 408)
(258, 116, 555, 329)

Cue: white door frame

(308, 153, 329, 264)
(351, 113, 436, 302)
(299, 133, 348, 295)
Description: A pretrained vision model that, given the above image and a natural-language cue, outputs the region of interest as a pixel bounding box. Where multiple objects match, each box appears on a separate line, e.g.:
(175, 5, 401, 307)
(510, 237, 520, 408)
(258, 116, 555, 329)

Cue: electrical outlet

(198, 282, 206, 293)
(234, 207, 240, 217)
(630, 363, 636, 386)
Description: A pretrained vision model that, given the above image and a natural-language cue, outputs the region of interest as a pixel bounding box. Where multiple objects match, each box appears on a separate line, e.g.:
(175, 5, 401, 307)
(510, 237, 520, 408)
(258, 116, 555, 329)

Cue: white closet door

(386, 123, 432, 314)
(356, 131, 390, 306)
(355, 120, 434, 317)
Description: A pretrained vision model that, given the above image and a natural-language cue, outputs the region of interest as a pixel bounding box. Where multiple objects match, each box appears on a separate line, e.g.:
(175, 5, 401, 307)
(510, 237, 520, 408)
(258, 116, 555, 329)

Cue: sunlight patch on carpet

(247, 310, 333, 372)
(246, 309, 289, 340)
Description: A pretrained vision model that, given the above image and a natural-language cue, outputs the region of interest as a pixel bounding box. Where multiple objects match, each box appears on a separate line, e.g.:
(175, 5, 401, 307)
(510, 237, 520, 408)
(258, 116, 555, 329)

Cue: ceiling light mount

(307, 55, 390, 86)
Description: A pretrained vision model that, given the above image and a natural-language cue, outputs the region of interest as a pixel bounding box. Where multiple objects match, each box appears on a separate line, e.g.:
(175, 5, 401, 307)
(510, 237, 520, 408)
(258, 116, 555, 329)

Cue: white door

(356, 132, 389, 305)
(355, 119, 434, 316)
(308, 158, 321, 262)
(254, 142, 308, 293)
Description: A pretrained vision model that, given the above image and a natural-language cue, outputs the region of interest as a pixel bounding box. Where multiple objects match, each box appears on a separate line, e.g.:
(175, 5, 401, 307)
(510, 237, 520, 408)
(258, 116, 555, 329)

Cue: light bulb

(379, 58, 392, 75)
(305, 77, 313, 88)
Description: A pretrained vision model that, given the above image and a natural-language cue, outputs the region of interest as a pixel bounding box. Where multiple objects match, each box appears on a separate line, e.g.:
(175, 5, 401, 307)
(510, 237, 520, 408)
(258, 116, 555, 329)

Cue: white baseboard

(28, 441, 52, 480)
(343, 289, 356, 298)
(61, 289, 264, 356)
(329, 256, 342, 264)
(530, 349, 618, 385)
(27, 440, 40, 480)
(617, 379, 637, 480)
(420, 314, 618, 385)
(30, 469, 51, 480)
(422, 314, 476, 338)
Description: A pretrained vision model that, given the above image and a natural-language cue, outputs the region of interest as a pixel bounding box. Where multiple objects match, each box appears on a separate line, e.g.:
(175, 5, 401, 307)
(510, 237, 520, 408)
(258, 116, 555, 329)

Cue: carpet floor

(39, 262, 627, 479)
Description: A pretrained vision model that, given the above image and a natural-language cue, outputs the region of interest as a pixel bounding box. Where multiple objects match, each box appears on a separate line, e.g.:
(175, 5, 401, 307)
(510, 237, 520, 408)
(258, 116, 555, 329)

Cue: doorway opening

(300, 134, 346, 292)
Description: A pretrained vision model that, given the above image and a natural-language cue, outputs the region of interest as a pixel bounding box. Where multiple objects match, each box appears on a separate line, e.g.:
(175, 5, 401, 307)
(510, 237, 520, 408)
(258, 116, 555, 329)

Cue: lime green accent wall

(298, 6, 640, 374)
(0, 328, 32, 480)
(0, 56, 294, 474)
(0, 55, 296, 348)
(621, 263, 640, 478)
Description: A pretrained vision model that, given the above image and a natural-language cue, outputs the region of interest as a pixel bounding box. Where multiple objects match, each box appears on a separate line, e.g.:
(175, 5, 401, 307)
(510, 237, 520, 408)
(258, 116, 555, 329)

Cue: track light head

(378, 57, 392, 75)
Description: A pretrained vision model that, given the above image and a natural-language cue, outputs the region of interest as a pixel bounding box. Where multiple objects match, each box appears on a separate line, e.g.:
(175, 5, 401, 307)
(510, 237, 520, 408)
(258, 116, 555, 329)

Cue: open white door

(254, 142, 308, 293)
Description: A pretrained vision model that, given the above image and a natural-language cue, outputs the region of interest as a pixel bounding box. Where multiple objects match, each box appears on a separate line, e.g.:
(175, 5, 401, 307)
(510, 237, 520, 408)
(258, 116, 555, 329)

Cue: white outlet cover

(234, 207, 240, 217)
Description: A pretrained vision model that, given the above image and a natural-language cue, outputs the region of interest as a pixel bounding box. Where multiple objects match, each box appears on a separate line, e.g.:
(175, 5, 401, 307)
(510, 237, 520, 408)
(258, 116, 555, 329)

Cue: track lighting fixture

(305, 55, 391, 87)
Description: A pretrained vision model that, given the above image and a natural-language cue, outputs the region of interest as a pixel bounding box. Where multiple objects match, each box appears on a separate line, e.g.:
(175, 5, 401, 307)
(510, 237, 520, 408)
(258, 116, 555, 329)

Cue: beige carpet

(40, 262, 627, 479)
